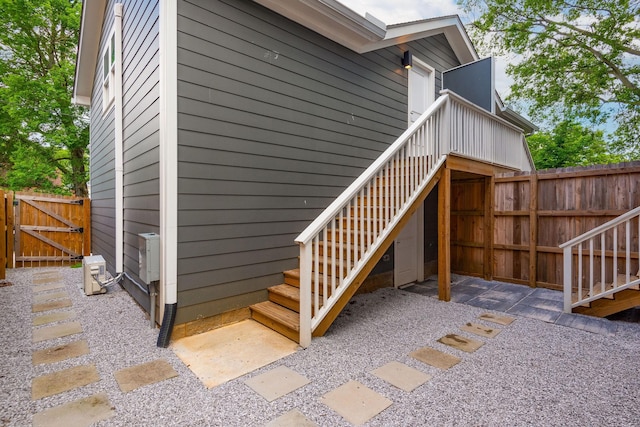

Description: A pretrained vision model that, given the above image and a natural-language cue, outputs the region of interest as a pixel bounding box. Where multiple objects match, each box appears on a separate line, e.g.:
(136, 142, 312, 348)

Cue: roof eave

(253, 2, 477, 63)
(73, 0, 107, 105)
(366, 16, 478, 63)
(253, 0, 387, 53)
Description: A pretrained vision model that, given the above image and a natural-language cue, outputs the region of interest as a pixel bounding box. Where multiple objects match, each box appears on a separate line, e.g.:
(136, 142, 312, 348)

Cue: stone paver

(32, 393, 115, 427)
(438, 334, 484, 353)
(479, 313, 515, 326)
(33, 291, 69, 304)
(32, 364, 100, 400)
(32, 282, 66, 293)
(114, 359, 178, 393)
(555, 313, 618, 336)
(33, 310, 77, 327)
(371, 361, 431, 392)
(32, 276, 61, 285)
(245, 366, 310, 402)
(320, 380, 392, 426)
(33, 321, 83, 343)
(32, 340, 90, 365)
(518, 295, 564, 311)
(32, 299, 72, 313)
(409, 347, 461, 370)
(507, 303, 562, 323)
(460, 322, 501, 338)
(265, 409, 317, 427)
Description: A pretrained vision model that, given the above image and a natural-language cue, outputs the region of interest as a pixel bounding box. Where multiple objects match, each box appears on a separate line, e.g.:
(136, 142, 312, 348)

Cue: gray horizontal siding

(120, 0, 160, 305)
(89, 0, 117, 271)
(175, 0, 462, 319)
(88, 0, 160, 310)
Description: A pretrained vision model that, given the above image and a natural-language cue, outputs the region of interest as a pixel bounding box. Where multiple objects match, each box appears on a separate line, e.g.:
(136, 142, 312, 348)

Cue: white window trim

(102, 30, 116, 113)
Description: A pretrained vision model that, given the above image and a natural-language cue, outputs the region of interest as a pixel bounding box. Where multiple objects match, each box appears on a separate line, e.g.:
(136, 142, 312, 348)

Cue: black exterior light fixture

(402, 51, 413, 69)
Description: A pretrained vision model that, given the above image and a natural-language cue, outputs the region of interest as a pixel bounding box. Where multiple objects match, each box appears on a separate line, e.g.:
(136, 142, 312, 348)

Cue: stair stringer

(311, 165, 444, 337)
(573, 289, 640, 318)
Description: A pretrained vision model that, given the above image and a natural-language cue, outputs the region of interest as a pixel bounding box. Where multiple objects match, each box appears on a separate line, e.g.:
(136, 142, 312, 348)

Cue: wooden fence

(492, 162, 640, 290)
(0, 191, 91, 279)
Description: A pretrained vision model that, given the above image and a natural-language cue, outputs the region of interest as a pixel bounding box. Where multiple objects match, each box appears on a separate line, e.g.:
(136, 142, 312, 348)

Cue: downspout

(157, 0, 178, 347)
(114, 3, 124, 276)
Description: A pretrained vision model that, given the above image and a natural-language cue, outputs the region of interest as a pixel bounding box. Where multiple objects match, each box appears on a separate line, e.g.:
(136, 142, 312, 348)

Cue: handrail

(561, 205, 640, 312)
(294, 95, 449, 246)
(560, 205, 640, 248)
(296, 92, 530, 347)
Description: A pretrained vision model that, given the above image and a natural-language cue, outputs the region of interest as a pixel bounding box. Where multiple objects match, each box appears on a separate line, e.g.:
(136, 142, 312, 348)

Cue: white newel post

(563, 246, 572, 313)
(299, 242, 312, 348)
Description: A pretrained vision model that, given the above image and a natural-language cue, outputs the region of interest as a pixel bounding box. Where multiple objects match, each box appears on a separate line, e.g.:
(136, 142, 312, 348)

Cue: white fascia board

(73, 0, 107, 104)
(254, 0, 386, 52)
(366, 16, 478, 63)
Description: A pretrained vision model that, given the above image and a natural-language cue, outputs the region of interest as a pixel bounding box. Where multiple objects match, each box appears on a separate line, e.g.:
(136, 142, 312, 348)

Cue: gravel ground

(2, 266, 640, 426)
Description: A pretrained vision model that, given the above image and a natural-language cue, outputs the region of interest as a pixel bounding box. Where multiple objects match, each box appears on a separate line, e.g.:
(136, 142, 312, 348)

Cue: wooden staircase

(248, 91, 531, 345)
(250, 164, 442, 343)
(572, 274, 640, 318)
(561, 205, 640, 318)
(250, 270, 304, 343)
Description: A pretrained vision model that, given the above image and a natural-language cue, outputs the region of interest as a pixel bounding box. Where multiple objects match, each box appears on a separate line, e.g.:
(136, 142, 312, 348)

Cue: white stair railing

(560, 206, 640, 313)
(295, 91, 532, 347)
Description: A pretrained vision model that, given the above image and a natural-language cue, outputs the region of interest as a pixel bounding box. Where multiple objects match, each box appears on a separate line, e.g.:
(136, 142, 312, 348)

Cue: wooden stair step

(283, 269, 330, 293)
(269, 284, 300, 312)
(250, 301, 300, 343)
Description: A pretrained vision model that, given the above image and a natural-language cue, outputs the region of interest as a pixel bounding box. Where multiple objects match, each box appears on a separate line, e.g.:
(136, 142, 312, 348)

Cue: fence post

(0, 190, 5, 280)
(83, 198, 91, 256)
(6, 193, 13, 269)
(529, 174, 538, 287)
(563, 245, 572, 313)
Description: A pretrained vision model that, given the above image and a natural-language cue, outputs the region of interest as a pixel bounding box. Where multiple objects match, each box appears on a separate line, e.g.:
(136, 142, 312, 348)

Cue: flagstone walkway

(28, 270, 177, 427)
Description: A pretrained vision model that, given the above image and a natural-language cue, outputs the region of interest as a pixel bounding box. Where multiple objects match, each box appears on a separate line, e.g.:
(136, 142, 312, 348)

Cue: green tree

(0, 0, 88, 196)
(527, 121, 621, 169)
(460, 0, 640, 158)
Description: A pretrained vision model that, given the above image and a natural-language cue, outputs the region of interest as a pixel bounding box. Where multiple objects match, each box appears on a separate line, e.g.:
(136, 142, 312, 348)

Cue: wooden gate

(12, 192, 91, 267)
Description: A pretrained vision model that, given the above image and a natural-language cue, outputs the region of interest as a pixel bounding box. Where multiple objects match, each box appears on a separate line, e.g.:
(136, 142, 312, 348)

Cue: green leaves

(526, 120, 621, 169)
(460, 0, 640, 159)
(0, 0, 88, 196)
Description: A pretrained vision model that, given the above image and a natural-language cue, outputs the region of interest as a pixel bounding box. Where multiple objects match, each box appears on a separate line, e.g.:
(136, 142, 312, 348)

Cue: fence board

(7, 192, 91, 268)
(492, 162, 640, 289)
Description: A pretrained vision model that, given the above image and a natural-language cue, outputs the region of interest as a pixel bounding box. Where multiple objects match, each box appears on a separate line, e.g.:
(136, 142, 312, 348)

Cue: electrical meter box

(83, 255, 107, 296)
(138, 233, 160, 284)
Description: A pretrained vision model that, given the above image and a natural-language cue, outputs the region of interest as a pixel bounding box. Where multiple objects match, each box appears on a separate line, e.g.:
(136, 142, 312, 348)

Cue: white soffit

(73, 0, 107, 105)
